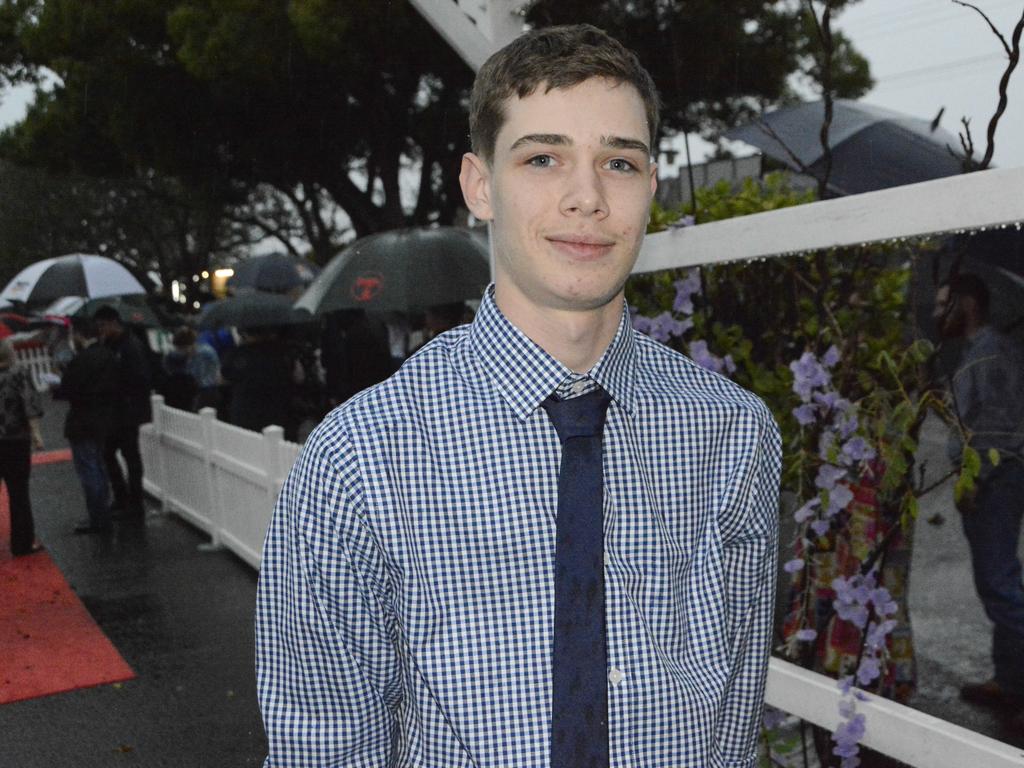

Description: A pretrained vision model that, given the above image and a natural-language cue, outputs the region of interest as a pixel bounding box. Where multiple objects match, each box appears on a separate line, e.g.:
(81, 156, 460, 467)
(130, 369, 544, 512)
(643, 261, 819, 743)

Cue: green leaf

(988, 448, 1002, 468)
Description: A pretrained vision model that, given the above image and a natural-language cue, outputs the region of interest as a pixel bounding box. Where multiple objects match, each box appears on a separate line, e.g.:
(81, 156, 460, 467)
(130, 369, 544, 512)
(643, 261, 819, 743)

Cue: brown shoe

(961, 679, 1024, 711)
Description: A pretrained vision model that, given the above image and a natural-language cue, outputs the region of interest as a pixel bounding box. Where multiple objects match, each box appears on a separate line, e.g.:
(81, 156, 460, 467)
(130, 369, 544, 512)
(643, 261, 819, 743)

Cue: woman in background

(0, 339, 44, 556)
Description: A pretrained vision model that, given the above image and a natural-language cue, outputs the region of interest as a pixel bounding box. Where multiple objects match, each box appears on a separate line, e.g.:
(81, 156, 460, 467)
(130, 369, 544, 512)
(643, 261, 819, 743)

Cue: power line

(875, 52, 1005, 83)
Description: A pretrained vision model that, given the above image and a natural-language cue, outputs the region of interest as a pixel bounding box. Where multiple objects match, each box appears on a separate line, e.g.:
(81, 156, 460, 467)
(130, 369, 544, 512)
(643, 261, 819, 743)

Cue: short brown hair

(469, 24, 660, 164)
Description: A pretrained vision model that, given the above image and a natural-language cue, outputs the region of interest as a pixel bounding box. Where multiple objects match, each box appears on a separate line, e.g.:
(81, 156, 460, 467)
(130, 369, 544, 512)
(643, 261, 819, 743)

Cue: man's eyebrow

(603, 135, 651, 155)
(508, 133, 570, 152)
(508, 133, 651, 157)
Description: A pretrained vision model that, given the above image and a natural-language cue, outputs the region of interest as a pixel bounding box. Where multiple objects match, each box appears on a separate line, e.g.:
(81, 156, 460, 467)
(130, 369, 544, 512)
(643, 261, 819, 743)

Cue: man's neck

(494, 287, 622, 373)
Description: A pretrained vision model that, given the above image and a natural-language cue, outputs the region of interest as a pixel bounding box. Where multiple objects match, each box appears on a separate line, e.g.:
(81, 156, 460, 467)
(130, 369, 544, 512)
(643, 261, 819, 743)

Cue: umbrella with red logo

(294, 226, 490, 314)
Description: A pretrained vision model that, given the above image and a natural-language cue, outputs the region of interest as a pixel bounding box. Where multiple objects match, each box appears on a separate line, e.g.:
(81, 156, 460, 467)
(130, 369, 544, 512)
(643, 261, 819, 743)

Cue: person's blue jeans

(71, 439, 111, 530)
(962, 461, 1024, 695)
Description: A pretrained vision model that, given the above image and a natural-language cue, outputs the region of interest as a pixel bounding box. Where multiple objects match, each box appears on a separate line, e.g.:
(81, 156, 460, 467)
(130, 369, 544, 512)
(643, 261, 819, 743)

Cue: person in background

(257, 24, 780, 767)
(935, 273, 1024, 732)
(221, 326, 301, 440)
(162, 326, 221, 412)
(52, 319, 119, 535)
(94, 304, 152, 519)
(410, 301, 472, 354)
(319, 309, 394, 409)
(0, 338, 44, 555)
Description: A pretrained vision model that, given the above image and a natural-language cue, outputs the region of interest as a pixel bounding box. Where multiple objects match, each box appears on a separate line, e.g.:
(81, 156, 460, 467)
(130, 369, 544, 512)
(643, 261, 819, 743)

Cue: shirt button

(604, 551, 611, 566)
(570, 380, 587, 396)
(608, 667, 625, 686)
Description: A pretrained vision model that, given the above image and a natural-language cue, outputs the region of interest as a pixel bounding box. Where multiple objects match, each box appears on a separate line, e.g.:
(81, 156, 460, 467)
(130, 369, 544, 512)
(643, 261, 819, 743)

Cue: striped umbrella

(0, 254, 146, 307)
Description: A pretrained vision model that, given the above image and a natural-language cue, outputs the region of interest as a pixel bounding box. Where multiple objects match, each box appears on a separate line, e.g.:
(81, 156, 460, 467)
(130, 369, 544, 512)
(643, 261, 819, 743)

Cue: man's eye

(608, 158, 638, 172)
(527, 155, 554, 168)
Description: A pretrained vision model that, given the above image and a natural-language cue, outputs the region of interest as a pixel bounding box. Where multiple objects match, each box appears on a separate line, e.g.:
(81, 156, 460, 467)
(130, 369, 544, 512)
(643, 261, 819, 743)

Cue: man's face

(934, 285, 966, 338)
(96, 319, 119, 340)
(460, 77, 656, 318)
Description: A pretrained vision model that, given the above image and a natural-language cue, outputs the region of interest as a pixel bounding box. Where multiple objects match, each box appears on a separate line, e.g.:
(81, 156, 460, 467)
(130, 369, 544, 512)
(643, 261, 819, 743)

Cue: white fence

(14, 343, 58, 391)
(139, 394, 301, 569)
(140, 389, 1024, 766)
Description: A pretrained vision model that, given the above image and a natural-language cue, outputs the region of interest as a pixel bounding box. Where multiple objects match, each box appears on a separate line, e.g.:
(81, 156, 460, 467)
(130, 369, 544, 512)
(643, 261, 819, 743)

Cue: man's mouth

(547, 235, 616, 260)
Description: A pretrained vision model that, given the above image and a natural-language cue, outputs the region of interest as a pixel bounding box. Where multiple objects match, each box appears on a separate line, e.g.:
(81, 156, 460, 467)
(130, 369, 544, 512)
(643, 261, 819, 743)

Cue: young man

(934, 274, 1024, 730)
(257, 24, 780, 767)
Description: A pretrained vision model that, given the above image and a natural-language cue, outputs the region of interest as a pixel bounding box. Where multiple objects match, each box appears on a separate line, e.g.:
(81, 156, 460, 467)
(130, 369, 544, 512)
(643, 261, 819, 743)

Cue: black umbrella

(226, 253, 320, 295)
(295, 226, 490, 314)
(724, 99, 966, 196)
(76, 296, 164, 328)
(0, 254, 146, 307)
(197, 293, 312, 330)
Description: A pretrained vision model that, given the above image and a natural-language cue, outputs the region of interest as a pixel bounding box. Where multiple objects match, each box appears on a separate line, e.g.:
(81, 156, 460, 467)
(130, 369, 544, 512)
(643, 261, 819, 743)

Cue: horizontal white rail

(635, 165, 1024, 273)
(766, 658, 1024, 767)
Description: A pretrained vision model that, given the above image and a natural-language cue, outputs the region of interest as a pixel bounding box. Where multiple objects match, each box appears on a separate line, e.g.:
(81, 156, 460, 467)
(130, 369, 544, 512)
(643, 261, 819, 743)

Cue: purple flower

(762, 706, 787, 730)
(647, 311, 691, 342)
(814, 390, 840, 411)
(689, 340, 724, 374)
(669, 214, 696, 229)
(856, 656, 881, 686)
(833, 711, 866, 761)
(795, 628, 818, 642)
(790, 352, 832, 401)
(816, 464, 847, 490)
(836, 602, 869, 629)
(794, 497, 820, 523)
(672, 271, 702, 314)
(631, 312, 653, 335)
(836, 411, 859, 440)
(866, 620, 897, 651)
(869, 588, 899, 617)
(838, 675, 854, 695)
(722, 355, 737, 375)
(822, 345, 841, 368)
(842, 437, 876, 464)
(783, 558, 805, 574)
(810, 519, 831, 537)
(793, 403, 817, 426)
(826, 485, 855, 517)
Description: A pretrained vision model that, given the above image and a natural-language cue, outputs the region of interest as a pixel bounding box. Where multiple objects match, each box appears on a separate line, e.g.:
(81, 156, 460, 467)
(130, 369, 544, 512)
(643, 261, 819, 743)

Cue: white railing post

(200, 407, 223, 550)
(262, 424, 284, 514)
(149, 394, 169, 512)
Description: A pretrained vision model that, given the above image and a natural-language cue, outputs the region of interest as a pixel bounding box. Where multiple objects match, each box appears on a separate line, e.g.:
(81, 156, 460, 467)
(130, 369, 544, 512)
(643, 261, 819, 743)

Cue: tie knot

(541, 387, 612, 443)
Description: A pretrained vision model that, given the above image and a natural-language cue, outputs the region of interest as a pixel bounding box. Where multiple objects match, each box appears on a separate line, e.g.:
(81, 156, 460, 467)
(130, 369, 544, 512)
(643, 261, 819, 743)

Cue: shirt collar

(467, 285, 637, 421)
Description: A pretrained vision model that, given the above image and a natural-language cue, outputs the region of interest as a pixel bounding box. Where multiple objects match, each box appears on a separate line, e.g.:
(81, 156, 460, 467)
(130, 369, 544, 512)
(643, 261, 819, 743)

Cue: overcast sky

(1, 1, 1021, 171)
(836, 0, 1023, 169)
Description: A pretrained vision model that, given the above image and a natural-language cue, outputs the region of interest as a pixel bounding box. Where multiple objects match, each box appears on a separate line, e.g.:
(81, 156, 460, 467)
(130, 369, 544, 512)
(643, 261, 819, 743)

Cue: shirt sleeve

(256, 424, 402, 767)
(713, 406, 782, 766)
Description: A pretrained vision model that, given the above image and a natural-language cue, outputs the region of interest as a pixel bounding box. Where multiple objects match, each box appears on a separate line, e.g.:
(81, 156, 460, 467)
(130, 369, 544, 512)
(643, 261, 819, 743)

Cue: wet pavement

(0, 397, 1017, 766)
(0, 396, 267, 767)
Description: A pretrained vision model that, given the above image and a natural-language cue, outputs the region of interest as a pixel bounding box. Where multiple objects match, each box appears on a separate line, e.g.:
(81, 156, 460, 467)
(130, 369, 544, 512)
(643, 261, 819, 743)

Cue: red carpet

(0, 449, 135, 705)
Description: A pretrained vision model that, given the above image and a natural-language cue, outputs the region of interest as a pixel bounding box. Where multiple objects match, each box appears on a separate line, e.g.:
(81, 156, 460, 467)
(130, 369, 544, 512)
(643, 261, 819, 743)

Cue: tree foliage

(1, 0, 475, 260)
(525, 0, 873, 141)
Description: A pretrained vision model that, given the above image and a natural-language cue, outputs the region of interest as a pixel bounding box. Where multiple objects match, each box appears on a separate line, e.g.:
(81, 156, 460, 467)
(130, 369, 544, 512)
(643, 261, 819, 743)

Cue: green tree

(525, 0, 873, 141)
(0, 0, 474, 262)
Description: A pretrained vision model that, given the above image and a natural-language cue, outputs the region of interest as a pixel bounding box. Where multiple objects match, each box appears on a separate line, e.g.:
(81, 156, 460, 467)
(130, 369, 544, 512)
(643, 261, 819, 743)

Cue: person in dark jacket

(95, 304, 152, 519)
(0, 338, 44, 555)
(221, 326, 300, 439)
(320, 309, 394, 409)
(53, 319, 120, 534)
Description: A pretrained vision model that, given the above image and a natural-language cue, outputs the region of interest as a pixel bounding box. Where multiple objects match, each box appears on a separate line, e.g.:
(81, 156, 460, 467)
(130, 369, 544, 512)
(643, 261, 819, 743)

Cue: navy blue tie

(542, 387, 612, 768)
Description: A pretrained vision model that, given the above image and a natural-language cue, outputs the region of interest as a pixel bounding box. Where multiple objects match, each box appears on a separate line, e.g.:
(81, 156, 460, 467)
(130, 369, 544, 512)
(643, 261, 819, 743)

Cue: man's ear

(459, 152, 494, 222)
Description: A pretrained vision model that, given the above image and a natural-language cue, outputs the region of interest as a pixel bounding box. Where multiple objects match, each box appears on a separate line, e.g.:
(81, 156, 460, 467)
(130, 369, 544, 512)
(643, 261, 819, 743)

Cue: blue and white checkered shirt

(256, 286, 781, 767)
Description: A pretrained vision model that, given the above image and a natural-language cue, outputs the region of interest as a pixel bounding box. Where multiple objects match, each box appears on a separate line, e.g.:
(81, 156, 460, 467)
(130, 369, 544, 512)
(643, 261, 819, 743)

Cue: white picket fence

(138, 394, 302, 569)
(138, 387, 1024, 766)
(14, 344, 58, 391)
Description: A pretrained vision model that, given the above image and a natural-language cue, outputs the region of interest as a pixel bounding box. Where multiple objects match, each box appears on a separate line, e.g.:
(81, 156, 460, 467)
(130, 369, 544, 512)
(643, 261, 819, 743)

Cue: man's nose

(559, 165, 609, 218)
